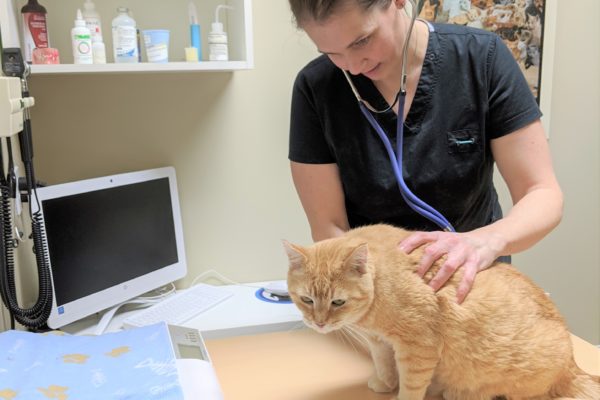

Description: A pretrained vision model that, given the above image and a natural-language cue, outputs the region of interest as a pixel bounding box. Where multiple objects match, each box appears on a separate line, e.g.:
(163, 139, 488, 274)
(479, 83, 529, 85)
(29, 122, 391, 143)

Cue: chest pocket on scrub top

(446, 129, 481, 154)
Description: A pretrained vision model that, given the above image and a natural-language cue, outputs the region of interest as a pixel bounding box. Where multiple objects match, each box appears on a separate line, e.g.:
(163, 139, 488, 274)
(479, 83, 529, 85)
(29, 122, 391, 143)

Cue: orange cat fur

(284, 224, 600, 400)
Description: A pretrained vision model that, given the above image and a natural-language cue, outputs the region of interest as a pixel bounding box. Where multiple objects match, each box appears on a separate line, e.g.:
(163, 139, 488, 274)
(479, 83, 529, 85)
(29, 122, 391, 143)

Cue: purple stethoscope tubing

(357, 94, 455, 232)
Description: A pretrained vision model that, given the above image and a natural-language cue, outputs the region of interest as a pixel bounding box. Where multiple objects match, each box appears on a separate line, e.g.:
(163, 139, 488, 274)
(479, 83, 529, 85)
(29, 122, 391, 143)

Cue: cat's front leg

(393, 343, 440, 400)
(366, 335, 398, 393)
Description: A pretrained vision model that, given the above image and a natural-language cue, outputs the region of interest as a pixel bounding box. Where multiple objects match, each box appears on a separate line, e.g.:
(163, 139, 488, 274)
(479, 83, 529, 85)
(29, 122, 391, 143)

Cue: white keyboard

(122, 284, 234, 328)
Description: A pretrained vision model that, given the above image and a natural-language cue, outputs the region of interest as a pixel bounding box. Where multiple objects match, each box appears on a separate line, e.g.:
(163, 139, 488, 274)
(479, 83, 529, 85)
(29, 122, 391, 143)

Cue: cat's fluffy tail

(552, 362, 600, 399)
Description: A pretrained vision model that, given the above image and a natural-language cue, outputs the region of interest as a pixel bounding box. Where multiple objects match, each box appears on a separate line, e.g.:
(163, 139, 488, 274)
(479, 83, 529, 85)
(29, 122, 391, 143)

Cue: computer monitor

(35, 166, 187, 329)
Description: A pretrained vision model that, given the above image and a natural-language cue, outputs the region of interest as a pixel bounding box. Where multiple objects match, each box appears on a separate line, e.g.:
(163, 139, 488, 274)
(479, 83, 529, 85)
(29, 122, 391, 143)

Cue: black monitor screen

(42, 177, 178, 306)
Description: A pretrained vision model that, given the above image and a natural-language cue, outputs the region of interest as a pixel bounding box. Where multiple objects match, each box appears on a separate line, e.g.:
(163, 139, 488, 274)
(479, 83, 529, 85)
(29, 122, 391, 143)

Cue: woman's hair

(289, 0, 392, 27)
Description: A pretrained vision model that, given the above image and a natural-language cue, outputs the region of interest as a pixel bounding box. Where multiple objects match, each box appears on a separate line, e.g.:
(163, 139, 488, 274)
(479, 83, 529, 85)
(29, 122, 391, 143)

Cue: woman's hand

(399, 230, 503, 304)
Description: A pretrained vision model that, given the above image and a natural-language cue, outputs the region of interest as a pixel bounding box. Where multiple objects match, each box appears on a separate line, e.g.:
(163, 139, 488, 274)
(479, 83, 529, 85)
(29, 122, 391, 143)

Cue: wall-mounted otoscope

(0, 46, 52, 330)
(0, 50, 34, 136)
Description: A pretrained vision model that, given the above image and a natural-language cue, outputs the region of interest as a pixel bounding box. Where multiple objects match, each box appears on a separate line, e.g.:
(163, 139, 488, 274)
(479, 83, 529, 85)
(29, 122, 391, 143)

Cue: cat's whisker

(340, 326, 365, 354)
(334, 329, 347, 346)
(337, 328, 357, 354)
(347, 324, 369, 343)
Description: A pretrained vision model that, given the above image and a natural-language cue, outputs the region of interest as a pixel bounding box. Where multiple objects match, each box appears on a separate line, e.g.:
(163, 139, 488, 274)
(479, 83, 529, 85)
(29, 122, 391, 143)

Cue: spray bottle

(208, 5, 233, 61)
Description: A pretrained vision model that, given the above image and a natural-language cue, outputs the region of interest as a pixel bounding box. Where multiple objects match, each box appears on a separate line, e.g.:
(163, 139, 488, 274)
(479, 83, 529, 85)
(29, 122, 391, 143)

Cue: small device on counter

(168, 324, 210, 361)
(167, 324, 224, 400)
(256, 280, 292, 303)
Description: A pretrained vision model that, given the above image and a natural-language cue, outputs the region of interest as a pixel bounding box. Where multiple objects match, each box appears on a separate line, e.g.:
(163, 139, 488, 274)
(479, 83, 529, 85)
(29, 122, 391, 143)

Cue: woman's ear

(393, 0, 408, 10)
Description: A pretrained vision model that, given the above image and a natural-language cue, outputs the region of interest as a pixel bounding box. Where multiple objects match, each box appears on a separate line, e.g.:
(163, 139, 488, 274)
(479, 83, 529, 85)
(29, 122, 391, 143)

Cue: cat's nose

(316, 322, 325, 328)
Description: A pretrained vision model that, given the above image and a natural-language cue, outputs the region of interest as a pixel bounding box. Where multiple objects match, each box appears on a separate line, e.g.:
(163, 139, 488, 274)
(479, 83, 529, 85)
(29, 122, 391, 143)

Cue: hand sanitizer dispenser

(208, 5, 233, 61)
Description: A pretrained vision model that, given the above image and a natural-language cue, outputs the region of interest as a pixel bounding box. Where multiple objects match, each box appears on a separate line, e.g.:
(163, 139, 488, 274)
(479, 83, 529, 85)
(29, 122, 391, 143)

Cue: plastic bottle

(208, 5, 233, 61)
(92, 36, 106, 64)
(112, 7, 138, 63)
(82, 0, 103, 43)
(21, 0, 49, 63)
(189, 1, 202, 61)
(71, 9, 93, 64)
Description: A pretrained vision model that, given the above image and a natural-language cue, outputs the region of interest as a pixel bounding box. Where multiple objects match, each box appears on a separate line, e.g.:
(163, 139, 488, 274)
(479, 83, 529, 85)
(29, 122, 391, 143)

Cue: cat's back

(343, 225, 567, 327)
(463, 262, 566, 324)
(342, 224, 411, 248)
(340, 224, 421, 273)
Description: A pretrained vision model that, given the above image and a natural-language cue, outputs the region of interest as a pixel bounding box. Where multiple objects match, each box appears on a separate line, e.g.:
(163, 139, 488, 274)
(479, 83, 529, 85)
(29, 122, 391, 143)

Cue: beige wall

(22, 1, 599, 343)
(497, 0, 599, 345)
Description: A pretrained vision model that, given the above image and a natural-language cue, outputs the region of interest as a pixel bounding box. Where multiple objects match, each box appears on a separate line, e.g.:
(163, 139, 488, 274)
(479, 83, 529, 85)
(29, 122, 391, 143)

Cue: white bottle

(92, 36, 106, 64)
(82, 0, 102, 43)
(112, 7, 138, 63)
(71, 9, 93, 64)
(208, 5, 233, 61)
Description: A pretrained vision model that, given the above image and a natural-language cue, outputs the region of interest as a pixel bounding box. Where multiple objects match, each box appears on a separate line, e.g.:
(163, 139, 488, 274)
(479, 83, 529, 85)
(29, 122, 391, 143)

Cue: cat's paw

(368, 375, 395, 393)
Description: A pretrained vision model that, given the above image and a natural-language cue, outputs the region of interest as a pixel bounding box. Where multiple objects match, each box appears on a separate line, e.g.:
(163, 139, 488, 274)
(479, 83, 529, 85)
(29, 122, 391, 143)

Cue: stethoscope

(341, 0, 455, 232)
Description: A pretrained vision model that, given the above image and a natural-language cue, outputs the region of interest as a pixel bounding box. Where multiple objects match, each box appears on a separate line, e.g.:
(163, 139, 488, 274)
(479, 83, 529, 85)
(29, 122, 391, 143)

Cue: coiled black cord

(0, 116, 53, 329)
(0, 181, 52, 328)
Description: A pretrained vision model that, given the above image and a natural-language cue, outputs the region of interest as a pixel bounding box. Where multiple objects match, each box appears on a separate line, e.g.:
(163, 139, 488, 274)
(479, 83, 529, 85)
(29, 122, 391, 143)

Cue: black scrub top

(289, 23, 542, 232)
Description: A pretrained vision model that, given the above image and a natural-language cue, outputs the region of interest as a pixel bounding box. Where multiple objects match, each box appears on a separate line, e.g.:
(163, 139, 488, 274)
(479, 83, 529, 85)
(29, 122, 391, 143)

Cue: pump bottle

(71, 9, 93, 64)
(208, 5, 233, 61)
(21, 0, 49, 63)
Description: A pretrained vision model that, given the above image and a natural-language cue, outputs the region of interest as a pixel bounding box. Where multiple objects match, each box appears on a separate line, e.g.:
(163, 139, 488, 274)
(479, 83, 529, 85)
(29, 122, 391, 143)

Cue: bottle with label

(21, 0, 50, 63)
(82, 0, 103, 43)
(208, 5, 233, 61)
(111, 7, 138, 63)
(71, 9, 93, 64)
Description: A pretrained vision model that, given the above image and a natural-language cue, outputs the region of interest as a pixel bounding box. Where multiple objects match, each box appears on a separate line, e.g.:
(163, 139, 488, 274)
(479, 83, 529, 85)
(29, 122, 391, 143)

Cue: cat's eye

(300, 296, 313, 304)
(331, 299, 345, 307)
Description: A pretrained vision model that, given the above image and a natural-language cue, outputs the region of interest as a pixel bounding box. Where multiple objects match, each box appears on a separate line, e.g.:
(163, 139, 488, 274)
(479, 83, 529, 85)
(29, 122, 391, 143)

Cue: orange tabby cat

(284, 224, 600, 400)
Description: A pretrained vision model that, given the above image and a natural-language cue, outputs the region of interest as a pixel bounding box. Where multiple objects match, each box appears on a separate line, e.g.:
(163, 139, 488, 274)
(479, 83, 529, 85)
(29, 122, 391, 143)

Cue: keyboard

(122, 283, 234, 328)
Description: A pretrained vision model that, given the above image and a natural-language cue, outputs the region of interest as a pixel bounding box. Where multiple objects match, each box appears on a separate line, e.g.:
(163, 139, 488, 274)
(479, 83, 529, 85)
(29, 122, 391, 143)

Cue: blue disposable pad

(0, 322, 184, 399)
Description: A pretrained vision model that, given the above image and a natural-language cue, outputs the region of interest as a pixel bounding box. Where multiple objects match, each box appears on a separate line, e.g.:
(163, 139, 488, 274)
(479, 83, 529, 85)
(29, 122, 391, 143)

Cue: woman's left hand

(398, 231, 501, 304)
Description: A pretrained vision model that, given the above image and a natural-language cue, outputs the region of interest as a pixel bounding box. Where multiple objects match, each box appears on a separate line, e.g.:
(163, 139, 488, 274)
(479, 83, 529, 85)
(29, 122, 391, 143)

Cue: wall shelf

(6, 0, 254, 75)
(29, 60, 252, 75)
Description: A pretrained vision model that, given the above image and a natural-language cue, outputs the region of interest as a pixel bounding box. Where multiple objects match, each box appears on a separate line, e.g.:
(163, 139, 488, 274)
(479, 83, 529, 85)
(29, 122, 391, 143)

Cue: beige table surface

(206, 329, 600, 400)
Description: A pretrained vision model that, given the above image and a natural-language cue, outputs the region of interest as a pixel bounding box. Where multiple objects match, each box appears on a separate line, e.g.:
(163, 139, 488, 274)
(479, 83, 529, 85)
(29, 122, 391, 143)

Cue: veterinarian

(287, 0, 563, 303)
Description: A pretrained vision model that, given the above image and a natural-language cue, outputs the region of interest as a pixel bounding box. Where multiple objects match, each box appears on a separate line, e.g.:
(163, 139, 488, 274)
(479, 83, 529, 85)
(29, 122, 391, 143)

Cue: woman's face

(302, 1, 404, 82)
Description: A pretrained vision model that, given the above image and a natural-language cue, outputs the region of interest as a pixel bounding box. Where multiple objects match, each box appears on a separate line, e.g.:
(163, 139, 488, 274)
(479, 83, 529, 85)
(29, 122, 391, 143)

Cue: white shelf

(7, 0, 254, 75)
(30, 60, 252, 75)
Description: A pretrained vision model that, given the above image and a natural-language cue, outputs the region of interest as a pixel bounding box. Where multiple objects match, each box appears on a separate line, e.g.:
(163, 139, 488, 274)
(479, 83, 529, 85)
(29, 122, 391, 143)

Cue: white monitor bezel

(36, 166, 187, 329)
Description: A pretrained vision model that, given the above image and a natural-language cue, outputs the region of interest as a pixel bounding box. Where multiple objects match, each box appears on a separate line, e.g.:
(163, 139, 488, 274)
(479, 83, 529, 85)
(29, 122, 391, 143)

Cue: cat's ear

(345, 243, 369, 275)
(282, 240, 307, 271)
